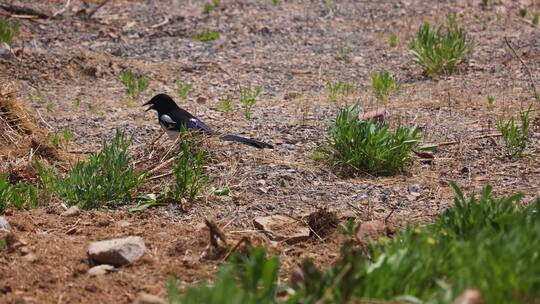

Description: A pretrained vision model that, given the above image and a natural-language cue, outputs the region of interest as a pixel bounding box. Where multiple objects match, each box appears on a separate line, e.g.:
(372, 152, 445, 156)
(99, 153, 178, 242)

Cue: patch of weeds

(194, 30, 220, 41)
(121, 69, 149, 102)
(73, 98, 81, 108)
(497, 107, 531, 158)
(371, 70, 399, 102)
(532, 13, 539, 27)
(209, 187, 230, 196)
(0, 175, 41, 212)
(409, 14, 475, 76)
(272, 0, 280, 6)
(132, 140, 207, 211)
(47, 130, 73, 150)
(487, 95, 494, 111)
(203, 2, 214, 14)
(168, 141, 207, 203)
(326, 80, 356, 102)
(217, 95, 234, 113)
(389, 34, 397, 47)
(170, 183, 540, 303)
(176, 81, 192, 100)
(334, 45, 351, 63)
(240, 85, 261, 119)
(0, 17, 19, 45)
(37, 131, 144, 209)
(518, 7, 527, 18)
(321, 103, 421, 175)
(480, 0, 489, 9)
(0, 239, 6, 251)
(168, 247, 279, 304)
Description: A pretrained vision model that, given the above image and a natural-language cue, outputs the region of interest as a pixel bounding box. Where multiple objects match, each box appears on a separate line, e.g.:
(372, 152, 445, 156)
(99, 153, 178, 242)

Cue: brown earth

(1, 0, 540, 303)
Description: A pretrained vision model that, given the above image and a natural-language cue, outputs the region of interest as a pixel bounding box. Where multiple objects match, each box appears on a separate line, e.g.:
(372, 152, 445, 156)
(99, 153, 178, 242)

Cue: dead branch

(504, 37, 538, 100)
(0, 4, 51, 19)
(52, 0, 71, 18)
(87, 0, 110, 19)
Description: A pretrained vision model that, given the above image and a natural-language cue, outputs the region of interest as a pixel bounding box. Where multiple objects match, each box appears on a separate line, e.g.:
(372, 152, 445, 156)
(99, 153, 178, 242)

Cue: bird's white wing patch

(160, 114, 176, 126)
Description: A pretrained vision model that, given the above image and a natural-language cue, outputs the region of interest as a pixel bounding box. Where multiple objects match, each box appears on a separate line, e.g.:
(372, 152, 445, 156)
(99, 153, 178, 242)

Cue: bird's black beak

(143, 100, 153, 112)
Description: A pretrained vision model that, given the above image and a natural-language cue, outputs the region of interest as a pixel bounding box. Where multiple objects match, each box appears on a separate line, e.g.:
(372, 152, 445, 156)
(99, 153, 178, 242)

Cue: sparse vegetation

(176, 81, 193, 100)
(321, 103, 421, 175)
(532, 13, 539, 27)
(371, 70, 399, 102)
(194, 30, 220, 41)
(170, 183, 540, 303)
(497, 107, 531, 158)
(487, 95, 494, 111)
(121, 69, 149, 101)
(334, 45, 351, 63)
(37, 131, 144, 209)
(218, 95, 234, 113)
(168, 247, 279, 304)
(0, 175, 40, 213)
(168, 142, 207, 203)
(518, 7, 527, 18)
(0, 17, 19, 45)
(326, 80, 356, 102)
(409, 15, 475, 76)
(389, 34, 397, 47)
(240, 85, 261, 119)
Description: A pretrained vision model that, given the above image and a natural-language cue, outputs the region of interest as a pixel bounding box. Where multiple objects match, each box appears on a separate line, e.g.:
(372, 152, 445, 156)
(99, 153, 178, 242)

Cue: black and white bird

(144, 94, 273, 149)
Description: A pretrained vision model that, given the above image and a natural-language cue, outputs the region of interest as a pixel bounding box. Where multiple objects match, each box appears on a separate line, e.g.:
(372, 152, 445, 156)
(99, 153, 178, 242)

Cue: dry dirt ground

(1, 0, 540, 303)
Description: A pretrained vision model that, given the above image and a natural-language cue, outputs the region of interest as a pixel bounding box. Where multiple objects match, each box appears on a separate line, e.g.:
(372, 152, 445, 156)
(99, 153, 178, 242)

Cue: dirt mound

(0, 81, 60, 181)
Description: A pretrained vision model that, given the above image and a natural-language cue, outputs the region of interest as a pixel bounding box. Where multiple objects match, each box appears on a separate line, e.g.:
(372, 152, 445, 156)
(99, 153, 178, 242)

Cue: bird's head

(143, 94, 178, 112)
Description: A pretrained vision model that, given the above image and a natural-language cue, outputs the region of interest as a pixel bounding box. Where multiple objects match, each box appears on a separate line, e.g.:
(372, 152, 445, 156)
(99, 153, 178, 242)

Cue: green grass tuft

(0, 17, 19, 45)
(240, 85, 261, 119)
(37, 131, 144, 209)
(409, 15, 475, 76)
(497, 107, 531, 159)
(121, 69, 149, 101)
(326, 80, 355, 102)
(371, 70, 399, 102)
(194, 30, 220, 41)
(0, 175, 41, 213)
(321, 103, 421, 175)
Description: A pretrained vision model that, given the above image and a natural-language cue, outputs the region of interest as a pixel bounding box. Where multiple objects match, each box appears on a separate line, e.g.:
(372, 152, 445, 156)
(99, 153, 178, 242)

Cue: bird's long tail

(220, 134, 273, 149)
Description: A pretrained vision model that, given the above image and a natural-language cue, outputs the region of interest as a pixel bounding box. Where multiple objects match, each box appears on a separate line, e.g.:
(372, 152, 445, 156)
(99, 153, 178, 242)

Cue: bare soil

(1, 0, 539, 303)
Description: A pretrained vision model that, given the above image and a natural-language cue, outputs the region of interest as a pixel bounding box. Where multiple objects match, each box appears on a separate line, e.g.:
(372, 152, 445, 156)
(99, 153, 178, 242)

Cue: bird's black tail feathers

(220, 134, 273, 149)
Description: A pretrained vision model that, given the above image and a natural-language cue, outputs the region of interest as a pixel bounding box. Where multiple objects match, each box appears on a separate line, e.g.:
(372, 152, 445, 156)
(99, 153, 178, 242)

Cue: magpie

(144, 94, 273, 149)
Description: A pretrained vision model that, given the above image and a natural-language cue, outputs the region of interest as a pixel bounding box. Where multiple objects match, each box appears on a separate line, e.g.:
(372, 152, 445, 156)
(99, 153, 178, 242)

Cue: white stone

(87, 236, 145, 267)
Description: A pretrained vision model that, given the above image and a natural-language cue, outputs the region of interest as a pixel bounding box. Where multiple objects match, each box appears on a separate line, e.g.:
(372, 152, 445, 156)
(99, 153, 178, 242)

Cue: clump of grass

(497, 107, 531, 159)
(0, 175, 40, 213)
(37, 131, 144, 209)
(321, 103, 421, 175)
(371, 70, 399, 102)
(121, 69, 149, 101)
(487, 95, 495, 111)
(272, 0, 280, 6)
(240, 85, 261, 119)
(389, 34, 397, 47)
(169, 183, 540, 303)
(168, 247, 279, 304)
(409, 15, 475, 76)
(194, 30, 220, 41)
(168, 142, 207, 203)
(326, 80, 356, 102)
(217, 95, 234, 113)
(176, 81, 192, 100)
(334, 45, 351, 63)
(518, 7, 527, 18)
(47, 130, 73, 150)
(0, 17, 19, 45)
(532, 13, 539, 27)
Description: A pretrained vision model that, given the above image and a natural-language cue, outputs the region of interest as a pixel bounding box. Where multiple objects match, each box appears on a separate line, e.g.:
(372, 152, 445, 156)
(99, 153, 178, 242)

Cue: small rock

(20, 246, 30, 256)
(61, 206, 80, 217)
(253, 215, 310, 244)
(36, 231, 49, 237)
(0, 216, 10, 231)
(135, 292, 167, 304)
(87, 264, 115, 276)
(454, 289, 484, 304)
(22, 253, 38, 263)
(87, 236, 146, 267)
(196, 96, 207, 104)
(0, 43, 16, 60)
